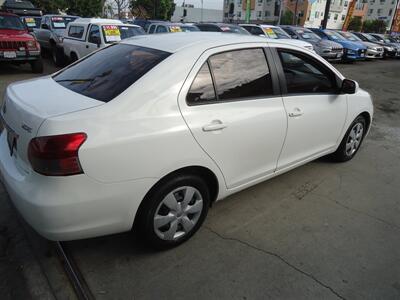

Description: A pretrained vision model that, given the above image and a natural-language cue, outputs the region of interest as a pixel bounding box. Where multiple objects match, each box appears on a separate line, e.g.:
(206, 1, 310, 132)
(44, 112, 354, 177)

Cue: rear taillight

(28, 133, 87, 176)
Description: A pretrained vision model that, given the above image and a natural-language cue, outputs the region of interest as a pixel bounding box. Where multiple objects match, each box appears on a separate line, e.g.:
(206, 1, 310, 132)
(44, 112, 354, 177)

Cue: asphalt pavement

(0, 58, 399, 300)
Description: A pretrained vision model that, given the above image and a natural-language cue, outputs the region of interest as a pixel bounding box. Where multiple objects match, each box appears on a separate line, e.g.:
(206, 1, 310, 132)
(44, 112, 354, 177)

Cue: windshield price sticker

(25, 17, 36, 27)
(170, 26, 182, 32)
(263, 28, 277, 38)
(103, 25, 121, 42)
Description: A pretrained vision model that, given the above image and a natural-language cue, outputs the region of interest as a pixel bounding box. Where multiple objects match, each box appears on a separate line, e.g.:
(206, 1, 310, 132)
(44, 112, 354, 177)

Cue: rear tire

(135, 174, 210, 250)
(330, 115, 366, 162)
(30, 58, 43, 73)
(51, 45, 65, 67)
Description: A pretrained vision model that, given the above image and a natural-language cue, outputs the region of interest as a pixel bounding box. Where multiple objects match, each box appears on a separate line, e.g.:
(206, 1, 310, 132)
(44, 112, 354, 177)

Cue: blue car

(310, 28, 367, 61)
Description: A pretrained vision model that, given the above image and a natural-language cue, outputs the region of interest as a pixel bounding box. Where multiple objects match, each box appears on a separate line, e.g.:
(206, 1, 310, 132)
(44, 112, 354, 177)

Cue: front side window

(187, 63, 216, 104)
(156, 25, 167, 33)
(68, 25, 84, 38)
(148, 24, 156, 34)
(278, 50, 337, 94)
(209, 48, 273, 100)
(53, 44, 171, 102)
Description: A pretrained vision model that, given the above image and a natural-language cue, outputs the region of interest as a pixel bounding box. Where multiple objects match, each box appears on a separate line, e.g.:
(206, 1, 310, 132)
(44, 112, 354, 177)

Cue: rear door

(179, 46, 287, 189)
(273, 47, 347, 170)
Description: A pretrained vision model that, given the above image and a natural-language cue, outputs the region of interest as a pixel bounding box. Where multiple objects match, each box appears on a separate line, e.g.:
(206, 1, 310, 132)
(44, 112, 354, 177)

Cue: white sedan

(0, 33, 373, 249)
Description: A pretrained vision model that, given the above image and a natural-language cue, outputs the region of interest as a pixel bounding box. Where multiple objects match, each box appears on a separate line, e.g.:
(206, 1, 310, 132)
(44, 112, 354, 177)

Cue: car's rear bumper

(0, 132, 156, 241)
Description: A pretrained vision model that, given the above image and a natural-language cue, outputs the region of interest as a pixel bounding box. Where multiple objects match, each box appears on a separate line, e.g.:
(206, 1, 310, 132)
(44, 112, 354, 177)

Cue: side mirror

(341, 79, 358, 94)
(41, 24, 49, 30)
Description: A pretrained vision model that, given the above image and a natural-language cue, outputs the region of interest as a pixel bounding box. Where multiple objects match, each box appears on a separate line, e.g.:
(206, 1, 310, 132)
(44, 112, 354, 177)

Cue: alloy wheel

(345, 122, 364, 156)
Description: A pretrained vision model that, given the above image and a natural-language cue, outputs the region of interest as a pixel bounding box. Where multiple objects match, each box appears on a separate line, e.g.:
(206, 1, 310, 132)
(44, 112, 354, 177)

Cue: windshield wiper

(55, 70, 112, 83)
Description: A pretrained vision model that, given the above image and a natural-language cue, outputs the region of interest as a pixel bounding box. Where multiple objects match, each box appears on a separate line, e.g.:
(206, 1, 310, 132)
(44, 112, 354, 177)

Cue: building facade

(304, 0, 350, 29)
(172, 5, 223, 22)
(223, 0, 281, 24)
(364, 0, 397, 27)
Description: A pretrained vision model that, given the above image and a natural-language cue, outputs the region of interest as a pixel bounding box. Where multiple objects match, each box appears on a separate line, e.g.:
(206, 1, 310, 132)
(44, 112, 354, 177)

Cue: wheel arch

(132, 165, 220, 229)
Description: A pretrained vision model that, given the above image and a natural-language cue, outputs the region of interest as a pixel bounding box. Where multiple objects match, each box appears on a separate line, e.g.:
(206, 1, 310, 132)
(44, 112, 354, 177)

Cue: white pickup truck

(63, 18, 145, 62)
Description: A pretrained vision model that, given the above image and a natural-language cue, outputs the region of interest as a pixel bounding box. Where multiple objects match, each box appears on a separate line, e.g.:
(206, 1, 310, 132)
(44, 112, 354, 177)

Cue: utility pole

(293, 0, 299, 25)
(321, 0, 332, 29)
(201, 0, 204, 22)
(277, 0, 284, 25)
(245, 0, 251, 23)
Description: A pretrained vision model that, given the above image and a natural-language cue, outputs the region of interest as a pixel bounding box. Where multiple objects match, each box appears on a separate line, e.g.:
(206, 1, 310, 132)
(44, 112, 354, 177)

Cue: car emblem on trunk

(7, 130, 19, 156)
(21, 124, 32, 133)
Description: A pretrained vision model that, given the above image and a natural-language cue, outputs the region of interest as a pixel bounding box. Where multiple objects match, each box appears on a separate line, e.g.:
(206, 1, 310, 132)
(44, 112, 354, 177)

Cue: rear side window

(53, 44, 171, 102)
(187, 63, 216, 105)
(68, 25, 84, 38)
(209, 48, 273, 100)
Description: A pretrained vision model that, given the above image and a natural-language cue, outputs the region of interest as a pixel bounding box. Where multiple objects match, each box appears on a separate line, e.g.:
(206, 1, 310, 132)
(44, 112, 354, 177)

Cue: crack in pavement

(314, 192, 400, 231)
(204, 226, 346, 300)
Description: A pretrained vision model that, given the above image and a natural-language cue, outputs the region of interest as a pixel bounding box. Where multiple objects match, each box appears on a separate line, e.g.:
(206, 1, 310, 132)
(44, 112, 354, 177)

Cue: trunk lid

(1, 76, 103, 171)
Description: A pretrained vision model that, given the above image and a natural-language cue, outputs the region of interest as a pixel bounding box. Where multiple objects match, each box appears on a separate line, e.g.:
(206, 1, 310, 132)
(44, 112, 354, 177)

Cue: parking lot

(0, 57, 399, 300)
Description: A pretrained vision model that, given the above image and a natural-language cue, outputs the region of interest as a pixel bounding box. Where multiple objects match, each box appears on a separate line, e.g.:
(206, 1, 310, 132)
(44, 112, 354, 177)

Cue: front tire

(51, 45, 65, 67)
(136, 175, 210, 249)
(330, 115, 366, 162)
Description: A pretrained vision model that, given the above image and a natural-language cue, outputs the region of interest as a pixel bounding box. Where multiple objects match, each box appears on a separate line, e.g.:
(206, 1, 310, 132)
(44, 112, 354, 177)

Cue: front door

(179, 47, 287, 188)
(274, 48, 347, 170)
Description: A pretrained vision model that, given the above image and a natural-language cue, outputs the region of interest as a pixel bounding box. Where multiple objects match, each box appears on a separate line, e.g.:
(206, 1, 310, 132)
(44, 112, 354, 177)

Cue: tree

(130, 0, 175, 20)
(31, 0, 103, 17)
(280, 10, 294, 25)
(30, 0, 68, 13)
(362, 19, 387, 33)
(111, 0, 130, 18)
(347, 16, 362, 32)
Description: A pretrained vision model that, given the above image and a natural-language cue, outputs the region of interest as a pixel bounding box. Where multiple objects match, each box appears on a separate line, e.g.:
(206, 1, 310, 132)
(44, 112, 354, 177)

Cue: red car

(0, 12, 43, 73)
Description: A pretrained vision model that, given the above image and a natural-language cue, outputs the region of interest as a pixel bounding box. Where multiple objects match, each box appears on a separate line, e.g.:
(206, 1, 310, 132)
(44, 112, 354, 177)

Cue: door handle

(202, 120, 227, 132)
(288, 108, 303, 117)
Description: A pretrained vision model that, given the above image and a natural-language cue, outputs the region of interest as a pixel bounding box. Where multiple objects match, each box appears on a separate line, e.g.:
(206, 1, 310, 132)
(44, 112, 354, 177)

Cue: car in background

(0, 12, 42, 72)
(368, 33, 400, 58)
(1, 0, 42, 17)
(20, 16, 41, 29)
(34, 14, 79, 66)
(63, 18, 145, 62)
(147, 22, 187, 34)
(336, 31, 383, 59)
(129, 19, 163, 32)
(0, 33, 373, 249)
(352, 32, 400, 58)
(240, 24, 314, 51)
(195, 23, 250, 34)
(309, 28, 366, 61)
(280, 26, 343, 61)
(179, 23, 199, 32)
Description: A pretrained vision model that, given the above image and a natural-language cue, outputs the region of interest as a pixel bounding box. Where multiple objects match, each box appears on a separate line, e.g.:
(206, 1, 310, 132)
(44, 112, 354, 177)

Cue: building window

(238, 11, 241, 17)
(344, 0, 348, 6)
(334, 13, 338, 20)
(258, 0, 263, 3)
(341, 14, 346, 20)
(265, 11, 270, 16)
(258, 11, 262, 17)
(377, 8, 382, 15)
(389, 8, 393, 15)
(315, 11, 319, 18)
(368, 8, 373, 14)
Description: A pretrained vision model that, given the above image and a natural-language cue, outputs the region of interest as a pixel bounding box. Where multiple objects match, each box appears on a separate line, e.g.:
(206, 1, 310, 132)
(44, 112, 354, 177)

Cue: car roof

(239, 24, 278, 29)
(121, 32, 267, 53)
(197, 23, 241, 27)
(72, 18, 123, 25)
(43, 14, 79, 18)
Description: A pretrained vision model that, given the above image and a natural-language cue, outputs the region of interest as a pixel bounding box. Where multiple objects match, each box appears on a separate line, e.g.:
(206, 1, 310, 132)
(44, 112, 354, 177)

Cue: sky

(174, 0, 223, 10)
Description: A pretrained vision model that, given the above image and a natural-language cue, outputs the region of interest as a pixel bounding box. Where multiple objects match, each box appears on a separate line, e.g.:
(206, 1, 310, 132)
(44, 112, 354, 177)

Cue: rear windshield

(51, 16, 77, 29)
(21, 16, 41, 28)
(102, 25, 146, 43)
(53, 44, 171, 102)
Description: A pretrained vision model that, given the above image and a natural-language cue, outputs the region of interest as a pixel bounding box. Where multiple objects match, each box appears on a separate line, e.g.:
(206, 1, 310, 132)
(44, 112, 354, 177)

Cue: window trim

(272, 47, 342, 96)
(186, 47, 280, 106)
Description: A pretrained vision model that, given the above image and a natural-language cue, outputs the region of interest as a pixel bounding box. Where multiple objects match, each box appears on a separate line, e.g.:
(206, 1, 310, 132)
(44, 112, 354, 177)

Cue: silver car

(280, 26, 343, 61)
